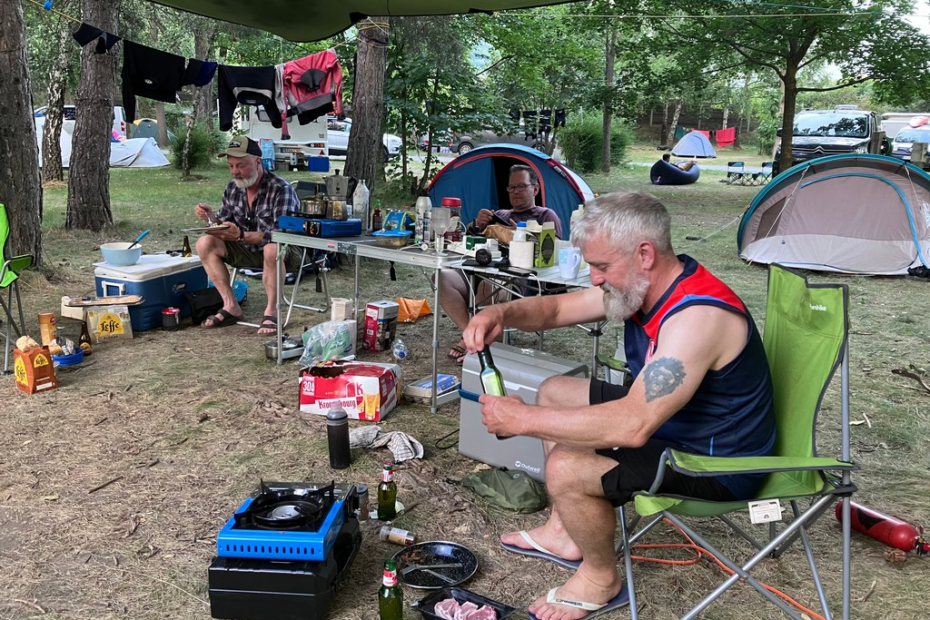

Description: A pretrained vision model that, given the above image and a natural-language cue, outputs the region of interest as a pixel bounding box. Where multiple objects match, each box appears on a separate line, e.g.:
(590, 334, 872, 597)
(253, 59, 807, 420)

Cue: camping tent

(39, 133, 168, 169)
(737, 154, 930, 275)
(671, 131, 716, 158)
(427, 144, 594, 239)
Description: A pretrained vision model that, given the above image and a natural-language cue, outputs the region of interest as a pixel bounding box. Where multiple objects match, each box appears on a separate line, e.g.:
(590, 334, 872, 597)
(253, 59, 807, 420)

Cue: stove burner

(232, 481, 336, 532)
(252, 500, 320, 529)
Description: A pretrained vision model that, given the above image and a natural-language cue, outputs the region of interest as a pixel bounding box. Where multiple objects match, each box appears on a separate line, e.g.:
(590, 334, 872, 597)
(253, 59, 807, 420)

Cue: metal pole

(431, 264, 442, 413)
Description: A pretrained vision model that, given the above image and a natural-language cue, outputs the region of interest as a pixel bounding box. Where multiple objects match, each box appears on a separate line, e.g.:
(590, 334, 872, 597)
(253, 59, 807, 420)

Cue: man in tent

(440, 165, 563, 362)
(463, 192, 775, 619)
(193, 136, 303, 334)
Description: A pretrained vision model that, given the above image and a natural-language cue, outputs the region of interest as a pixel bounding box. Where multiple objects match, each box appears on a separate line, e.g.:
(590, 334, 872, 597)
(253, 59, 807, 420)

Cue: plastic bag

(299, 320, 356, 366)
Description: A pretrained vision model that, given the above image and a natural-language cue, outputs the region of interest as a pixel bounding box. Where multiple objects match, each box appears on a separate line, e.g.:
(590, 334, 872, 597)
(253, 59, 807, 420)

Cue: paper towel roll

(510, 240, 535, 269)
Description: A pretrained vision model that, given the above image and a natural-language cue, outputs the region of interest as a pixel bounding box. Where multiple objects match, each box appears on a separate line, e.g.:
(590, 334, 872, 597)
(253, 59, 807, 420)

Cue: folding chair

(721, 161, 747, 185)
(1, 203, 35, 373)
(752, 161, 775, 185)
(619, 264, 856, 620)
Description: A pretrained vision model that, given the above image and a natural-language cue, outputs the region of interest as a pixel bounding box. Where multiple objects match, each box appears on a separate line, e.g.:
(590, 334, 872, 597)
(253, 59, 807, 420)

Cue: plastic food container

(100, 242, 143, 266)
(373, 230, 413, 248)
(52, 349, 85, 367)
(412, 587, 516, 619)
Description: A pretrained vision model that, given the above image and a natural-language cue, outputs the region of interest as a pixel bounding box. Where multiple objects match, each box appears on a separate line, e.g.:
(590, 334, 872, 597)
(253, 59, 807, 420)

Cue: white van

(241, 105, 328, 170)
(890, 124, 930, 167)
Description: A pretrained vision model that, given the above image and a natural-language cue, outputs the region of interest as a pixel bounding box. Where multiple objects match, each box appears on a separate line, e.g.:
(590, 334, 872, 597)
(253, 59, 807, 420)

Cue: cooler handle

(459, 388, 481, 403)
(100, 280, 126, 296)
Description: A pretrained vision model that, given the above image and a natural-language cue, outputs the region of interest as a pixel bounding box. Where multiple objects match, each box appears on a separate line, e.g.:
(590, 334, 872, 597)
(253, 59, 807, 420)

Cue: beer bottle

(79, 320, 93, 356)
(181, 235, 193, 257)
(378, 558, 403, 620)
(478, 348, 512, 439)
(377, 461, 397, 521)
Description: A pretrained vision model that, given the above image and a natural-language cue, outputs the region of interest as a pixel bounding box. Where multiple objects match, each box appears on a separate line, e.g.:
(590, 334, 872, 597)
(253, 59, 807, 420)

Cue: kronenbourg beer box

(459, 343, 588, 482)
(94, 255, 207, 331)
(299, 361, 401, 422)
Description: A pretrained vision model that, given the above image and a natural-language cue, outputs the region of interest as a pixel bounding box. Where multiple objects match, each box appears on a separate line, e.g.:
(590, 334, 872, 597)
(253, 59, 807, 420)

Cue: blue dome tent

(671, 131, 716, 158)
(427, 144, 595, 238)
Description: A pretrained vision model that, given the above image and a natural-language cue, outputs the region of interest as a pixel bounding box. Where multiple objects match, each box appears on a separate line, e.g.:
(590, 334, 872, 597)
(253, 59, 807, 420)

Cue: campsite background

(4, 3, 930, 620)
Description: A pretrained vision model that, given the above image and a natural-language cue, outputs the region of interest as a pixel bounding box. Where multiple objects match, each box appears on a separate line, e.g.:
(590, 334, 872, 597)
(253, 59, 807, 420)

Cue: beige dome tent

(737, 155, 930, 275)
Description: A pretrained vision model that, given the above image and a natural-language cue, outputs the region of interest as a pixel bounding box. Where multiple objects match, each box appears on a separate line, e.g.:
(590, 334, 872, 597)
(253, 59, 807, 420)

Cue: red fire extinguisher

(836, 500, 927, 554)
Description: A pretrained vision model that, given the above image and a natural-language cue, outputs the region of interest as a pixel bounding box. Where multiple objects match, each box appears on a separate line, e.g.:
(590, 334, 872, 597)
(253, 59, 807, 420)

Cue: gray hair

(572, 191, 674, 255)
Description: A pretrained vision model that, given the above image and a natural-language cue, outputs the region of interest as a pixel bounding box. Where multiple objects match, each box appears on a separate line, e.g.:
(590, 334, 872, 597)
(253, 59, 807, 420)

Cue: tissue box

(299, 361, 400, 421)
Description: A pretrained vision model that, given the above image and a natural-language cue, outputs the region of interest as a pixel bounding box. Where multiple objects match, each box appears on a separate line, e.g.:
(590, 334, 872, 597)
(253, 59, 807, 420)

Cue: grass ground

(2, 148, 928, 620)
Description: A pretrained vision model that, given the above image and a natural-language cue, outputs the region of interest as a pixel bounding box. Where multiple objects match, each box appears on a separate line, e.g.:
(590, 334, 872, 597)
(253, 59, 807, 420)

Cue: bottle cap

(326, 406, 348, 424)
(516, 222, 527, 228)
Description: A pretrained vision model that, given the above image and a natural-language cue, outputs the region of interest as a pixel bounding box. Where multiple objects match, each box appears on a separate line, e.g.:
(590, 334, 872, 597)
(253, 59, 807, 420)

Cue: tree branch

(796, 75, 873, 93)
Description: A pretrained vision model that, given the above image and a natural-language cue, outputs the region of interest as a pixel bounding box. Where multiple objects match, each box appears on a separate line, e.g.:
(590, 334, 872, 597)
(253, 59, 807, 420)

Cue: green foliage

(559, 112, 633, 173)
(169, 122, 225, 169)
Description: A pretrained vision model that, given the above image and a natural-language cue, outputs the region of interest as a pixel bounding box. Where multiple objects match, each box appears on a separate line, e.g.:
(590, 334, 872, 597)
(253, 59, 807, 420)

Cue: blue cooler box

(94, 255, 208, 331)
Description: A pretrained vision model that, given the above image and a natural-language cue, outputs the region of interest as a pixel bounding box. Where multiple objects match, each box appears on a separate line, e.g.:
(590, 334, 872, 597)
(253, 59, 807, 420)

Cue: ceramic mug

(559, 246, 582, 279)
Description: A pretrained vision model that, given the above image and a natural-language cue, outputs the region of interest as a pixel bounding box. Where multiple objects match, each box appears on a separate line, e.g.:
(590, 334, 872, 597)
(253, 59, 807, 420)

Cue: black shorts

(588, 378, 736, 507)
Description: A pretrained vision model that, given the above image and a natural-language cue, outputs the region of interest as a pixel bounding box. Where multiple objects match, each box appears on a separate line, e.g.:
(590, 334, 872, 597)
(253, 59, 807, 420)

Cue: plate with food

(182, 224, 230, 233)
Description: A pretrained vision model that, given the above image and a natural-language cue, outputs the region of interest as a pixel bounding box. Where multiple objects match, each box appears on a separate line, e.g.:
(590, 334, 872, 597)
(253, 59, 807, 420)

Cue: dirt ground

(3, 194, 929, 620)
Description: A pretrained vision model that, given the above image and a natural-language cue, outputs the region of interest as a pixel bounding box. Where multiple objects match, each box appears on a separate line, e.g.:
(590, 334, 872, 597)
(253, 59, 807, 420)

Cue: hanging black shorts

(588, 378, 737, 507)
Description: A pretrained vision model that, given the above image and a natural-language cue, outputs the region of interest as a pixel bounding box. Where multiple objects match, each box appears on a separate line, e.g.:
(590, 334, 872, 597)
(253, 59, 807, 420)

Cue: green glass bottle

(378, 558, 403, 620)
(478, 348, 512, 439)
(377, 461, 397, 521)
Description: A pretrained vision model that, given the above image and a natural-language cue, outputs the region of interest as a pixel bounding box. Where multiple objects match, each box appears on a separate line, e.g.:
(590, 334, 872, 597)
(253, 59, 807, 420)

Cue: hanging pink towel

(716, 127, 736, 148)
(694, 129, 711, 139)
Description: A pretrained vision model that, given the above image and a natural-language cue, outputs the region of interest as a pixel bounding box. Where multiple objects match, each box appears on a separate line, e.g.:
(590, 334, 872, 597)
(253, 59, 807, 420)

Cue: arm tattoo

(643, 357, 686, 403)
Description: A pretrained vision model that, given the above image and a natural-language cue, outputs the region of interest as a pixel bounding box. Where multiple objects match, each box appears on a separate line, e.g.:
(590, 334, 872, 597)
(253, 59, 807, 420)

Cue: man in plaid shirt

(194, 136, 302, 334)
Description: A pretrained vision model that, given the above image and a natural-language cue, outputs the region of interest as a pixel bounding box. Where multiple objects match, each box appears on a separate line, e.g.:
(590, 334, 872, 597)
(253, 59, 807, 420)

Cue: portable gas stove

(208, 481, 361, 620)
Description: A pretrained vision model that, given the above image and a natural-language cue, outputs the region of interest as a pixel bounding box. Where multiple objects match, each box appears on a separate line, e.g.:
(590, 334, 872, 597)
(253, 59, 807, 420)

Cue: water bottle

(513, 222, 528, 242)
(391, 339, 408, 361)
(326, 405, 351, 469)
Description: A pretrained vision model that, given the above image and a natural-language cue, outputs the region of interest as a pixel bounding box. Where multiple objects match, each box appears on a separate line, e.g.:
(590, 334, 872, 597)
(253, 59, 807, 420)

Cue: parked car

(327, 117, 402, 161)
(417, 129, 454, 152)
(774, 106, 879, 174)
(890, 125, 930, 167)
(34, 104, 128, 140)
(451, 124, 536, 154)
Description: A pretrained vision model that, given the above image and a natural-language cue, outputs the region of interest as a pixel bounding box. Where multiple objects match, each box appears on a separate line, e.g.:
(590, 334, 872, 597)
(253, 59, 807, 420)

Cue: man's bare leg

(258, 243, 280, 334)
(527, 446, 623, 620)
(195, 235, 242, 325)
(500, 376, 590, 562)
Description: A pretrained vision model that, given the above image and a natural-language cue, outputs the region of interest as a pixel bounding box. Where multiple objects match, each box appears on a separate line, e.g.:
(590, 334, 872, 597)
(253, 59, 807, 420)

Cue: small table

(451, 261, 608, 372)
(271, 232, 463, 412)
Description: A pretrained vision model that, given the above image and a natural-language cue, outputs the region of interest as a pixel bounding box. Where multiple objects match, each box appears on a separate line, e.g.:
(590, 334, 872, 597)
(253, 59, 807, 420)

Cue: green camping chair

(618, 264, 856, 620)
(1, 203, 35, 373)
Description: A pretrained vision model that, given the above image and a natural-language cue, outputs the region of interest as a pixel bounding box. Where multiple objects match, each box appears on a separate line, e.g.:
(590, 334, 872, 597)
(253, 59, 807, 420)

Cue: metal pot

(301, 196, 326, 216)
(264, 337, 304, 360)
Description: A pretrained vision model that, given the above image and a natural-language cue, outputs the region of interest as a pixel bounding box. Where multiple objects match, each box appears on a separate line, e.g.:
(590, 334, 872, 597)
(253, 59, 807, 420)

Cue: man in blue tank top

(463, 191, 775, 620)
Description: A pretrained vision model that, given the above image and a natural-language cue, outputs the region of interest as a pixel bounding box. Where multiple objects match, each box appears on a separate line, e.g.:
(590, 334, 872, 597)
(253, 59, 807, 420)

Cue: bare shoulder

(658, 304, 749, 371)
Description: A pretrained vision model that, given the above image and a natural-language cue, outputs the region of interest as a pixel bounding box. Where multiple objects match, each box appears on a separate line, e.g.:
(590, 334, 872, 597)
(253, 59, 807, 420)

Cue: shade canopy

(145, 0, 577, 41)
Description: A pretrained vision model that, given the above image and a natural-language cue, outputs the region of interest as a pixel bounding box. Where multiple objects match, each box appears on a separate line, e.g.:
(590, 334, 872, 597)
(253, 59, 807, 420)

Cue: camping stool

(232, 248, 329, 329)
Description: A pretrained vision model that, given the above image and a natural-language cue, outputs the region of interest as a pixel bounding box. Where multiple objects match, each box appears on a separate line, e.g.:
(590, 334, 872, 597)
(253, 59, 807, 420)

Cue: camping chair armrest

(666, 449, 858, 479)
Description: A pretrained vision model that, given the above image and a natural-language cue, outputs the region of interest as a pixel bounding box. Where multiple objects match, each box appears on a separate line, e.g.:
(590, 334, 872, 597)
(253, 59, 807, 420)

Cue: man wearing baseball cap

(193, 135, 301, 334)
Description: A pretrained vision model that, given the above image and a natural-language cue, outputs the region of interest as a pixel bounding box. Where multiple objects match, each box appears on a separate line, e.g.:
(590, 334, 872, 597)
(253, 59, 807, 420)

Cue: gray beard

(233, 171, 260, 189)
(602, 278, 650, 321)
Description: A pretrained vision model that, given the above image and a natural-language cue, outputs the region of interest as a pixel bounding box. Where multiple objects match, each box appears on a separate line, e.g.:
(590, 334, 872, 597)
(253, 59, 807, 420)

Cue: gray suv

(774, 107, 879, 173)
(451, 125, 536, 154)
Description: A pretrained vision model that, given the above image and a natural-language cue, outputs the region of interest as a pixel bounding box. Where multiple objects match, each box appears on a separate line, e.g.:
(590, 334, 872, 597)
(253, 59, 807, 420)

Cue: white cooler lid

(94, 254, 204, 281)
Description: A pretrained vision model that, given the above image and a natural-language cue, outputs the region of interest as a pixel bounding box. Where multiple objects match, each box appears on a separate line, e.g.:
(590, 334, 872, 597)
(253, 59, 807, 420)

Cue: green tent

(145, 0, 577, 41)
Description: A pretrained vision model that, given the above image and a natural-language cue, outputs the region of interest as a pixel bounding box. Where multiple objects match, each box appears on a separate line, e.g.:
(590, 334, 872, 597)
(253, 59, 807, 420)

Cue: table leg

(354, 254, 360, 321)
(276, 242, 284, 365)
(431, 267, 441, 413)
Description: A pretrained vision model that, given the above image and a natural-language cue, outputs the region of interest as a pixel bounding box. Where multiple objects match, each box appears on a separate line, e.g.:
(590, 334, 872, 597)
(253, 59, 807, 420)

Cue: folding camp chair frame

(1, 203, 34, 374)
(722, 161, 748, 185)
(617, 264, 855, 620)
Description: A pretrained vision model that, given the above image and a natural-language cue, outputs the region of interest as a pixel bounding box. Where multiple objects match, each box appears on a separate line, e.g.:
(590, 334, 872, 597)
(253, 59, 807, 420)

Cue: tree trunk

(192, 18, 217, 127)
(345, 16, 390, 196)
(42, 19, 73, 184)
(660, 101, 669, 145)
(67, 0, 120, 231)
(779, 65, 798, 172)
(722, 106, 729, 130)
(667, 99, 683, 145)
(600, 25, 617, 174)
(154, 101, 169, 146)
(0, 0, 43, 263)
(182, 115, 193, 177)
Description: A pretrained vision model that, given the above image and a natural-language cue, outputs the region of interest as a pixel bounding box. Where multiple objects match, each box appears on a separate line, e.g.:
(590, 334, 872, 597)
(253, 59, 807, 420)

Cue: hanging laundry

(694, 129, 711, 139)
(183, 58, 218, 89)
(716, 126, 736, 148)
(277, 50, 344, 140)
(509, 109, 521, 124)
(72, 23, 121, 54)
(122, 41, 189, 124)
(522, 110, 537, 140)
(217, 65, 282, 132)
(539, 109, 552, 135)
(554, 109, 567, 127)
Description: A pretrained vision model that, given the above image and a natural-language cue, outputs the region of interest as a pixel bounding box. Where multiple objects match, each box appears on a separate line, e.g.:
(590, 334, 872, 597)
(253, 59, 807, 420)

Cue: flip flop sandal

(257, 315, 278, 336)
(448, 343, 467, 361)
(204, 308, 242, 329)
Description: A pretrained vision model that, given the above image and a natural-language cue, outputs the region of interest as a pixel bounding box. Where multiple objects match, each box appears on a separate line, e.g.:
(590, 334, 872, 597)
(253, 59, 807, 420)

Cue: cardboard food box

(13, 347, 59, 394)
(299, 361, 400, 421)
(363, 300, 398, 352)
(85, 305, 134, 343)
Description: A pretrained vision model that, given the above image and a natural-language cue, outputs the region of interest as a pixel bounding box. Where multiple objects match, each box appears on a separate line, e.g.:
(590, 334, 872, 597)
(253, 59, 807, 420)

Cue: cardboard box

(13, 347, 59, 394)
(299, 361, 400, 421)
(85, 305, 134, 343)
(363, 300, 398, 352)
